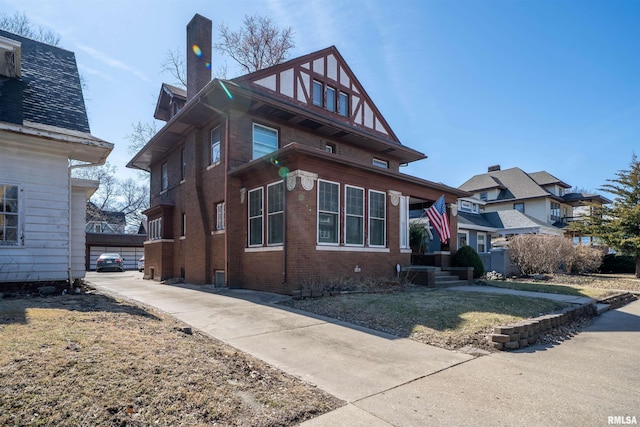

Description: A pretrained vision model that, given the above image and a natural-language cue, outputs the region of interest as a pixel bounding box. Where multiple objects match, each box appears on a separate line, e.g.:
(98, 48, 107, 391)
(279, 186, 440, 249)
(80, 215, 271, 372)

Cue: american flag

(425, 195, 450, 243)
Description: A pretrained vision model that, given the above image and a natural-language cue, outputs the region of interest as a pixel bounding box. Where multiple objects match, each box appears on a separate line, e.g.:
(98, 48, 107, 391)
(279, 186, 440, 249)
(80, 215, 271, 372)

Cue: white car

(137, 256, 144, 272)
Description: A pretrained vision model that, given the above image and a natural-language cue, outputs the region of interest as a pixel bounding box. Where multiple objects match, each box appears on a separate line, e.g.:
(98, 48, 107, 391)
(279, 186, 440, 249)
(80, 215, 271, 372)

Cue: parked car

(96, 253, 125, 272)
(138, 256, 144, 272)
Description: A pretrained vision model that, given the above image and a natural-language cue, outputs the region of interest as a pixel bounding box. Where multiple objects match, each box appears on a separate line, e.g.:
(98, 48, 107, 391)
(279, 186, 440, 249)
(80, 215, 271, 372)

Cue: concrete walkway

(85, 272, 640, 426)
(443, 285, 597, 305)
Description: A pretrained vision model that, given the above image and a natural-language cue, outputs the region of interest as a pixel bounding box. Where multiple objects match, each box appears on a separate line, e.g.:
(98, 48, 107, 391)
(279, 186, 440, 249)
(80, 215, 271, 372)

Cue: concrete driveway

(85, 272, 640, 426)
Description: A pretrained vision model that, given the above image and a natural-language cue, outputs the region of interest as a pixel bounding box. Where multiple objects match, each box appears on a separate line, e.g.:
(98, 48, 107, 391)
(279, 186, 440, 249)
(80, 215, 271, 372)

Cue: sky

(2, 0, 639, 198)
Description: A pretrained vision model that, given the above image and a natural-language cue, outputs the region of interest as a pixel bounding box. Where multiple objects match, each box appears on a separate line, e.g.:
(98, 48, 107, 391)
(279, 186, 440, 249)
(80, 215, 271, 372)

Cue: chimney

(186, 14, 212, 102)
(488, 165, 501, 172)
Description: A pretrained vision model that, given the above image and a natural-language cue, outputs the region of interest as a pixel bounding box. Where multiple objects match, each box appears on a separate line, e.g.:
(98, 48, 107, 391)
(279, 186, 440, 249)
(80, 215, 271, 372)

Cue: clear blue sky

(3, 0, 638, 197)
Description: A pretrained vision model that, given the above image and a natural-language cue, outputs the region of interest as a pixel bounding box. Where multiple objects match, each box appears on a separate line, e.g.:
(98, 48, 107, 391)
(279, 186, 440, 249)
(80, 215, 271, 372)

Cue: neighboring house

(0, 30, 113, 284)
(127, 14, 467, 294)
(86, 202, 126, 234)
(457, 165, 611, 251)
(84, 203, 145, 271)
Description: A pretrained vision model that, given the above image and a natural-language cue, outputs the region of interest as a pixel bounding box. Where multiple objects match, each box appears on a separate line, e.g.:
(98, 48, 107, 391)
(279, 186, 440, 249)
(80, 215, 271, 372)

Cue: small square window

(325, 143, 335, 153)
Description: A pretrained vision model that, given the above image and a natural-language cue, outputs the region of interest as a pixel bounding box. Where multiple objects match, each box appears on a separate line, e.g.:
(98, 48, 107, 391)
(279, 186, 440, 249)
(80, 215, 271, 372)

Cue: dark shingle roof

(459, 167, 550, 200)
(459, 210, 564, 235)
(0, 29, 90, 133)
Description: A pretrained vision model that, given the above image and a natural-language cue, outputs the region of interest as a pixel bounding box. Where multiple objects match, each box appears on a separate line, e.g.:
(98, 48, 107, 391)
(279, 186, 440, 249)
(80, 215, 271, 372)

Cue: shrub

(600, 254, 635, 273)
(453, 245, 484, 278)
(567, 245, 604, 274)
(509, 234, 573, 275)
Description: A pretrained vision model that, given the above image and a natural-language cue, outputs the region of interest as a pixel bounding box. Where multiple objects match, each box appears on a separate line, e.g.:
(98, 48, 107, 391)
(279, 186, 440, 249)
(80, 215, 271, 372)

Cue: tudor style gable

(234, 46, 399, 143)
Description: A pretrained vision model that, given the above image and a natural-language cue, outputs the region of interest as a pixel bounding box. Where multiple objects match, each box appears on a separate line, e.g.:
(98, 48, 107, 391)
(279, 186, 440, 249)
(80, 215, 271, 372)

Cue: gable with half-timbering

(238, 46, 398, 142)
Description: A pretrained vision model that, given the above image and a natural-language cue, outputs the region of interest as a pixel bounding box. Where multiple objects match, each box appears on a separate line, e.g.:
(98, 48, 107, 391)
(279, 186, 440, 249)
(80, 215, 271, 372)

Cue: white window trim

(148, 218, 163, 241)
(216, 202, 225, 231)
(317, 179, 340, 246)
(344, 185, 364, 247)
(248, 187, 263, 247)
(368, 189, 386, 248)
(458, 230, 469, 247)
(477, 232, 487, 253)
(400, 195, 409, 249)
(267, 181, 284, 246)
(0, 183, 22, 247)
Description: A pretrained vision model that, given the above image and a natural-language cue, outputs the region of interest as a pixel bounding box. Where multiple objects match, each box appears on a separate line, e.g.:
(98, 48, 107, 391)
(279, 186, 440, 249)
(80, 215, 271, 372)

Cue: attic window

(0, 36, 21, 79)
(312, 79, 349, 118)
(373, 158, 388, 168)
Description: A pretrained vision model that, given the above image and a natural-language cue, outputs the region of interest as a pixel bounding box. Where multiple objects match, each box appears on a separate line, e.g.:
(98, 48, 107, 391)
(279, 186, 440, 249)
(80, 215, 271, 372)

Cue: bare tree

(161, 47, 187, 87)
(215, 14, 295, 74)
(0, 11, 60, 46)
(73, 162, 149, 233)
(126, 121, 159, 156)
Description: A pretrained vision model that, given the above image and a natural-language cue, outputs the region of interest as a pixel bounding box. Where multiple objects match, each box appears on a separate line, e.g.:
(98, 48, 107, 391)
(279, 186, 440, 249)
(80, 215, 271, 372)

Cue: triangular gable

(234, 46, 400, 143)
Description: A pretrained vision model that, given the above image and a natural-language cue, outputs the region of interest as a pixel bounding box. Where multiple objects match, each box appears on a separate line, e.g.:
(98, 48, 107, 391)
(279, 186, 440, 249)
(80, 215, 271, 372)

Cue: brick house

(128, 14, 466, 294)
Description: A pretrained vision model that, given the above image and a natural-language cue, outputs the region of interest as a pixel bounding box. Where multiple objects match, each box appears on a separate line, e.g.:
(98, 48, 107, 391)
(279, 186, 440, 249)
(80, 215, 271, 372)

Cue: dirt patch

(0, 292, 343, 426)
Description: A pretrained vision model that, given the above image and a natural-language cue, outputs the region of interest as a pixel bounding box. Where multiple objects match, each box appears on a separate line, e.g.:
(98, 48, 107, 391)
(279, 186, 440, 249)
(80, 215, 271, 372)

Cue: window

(458, 231, 468, 248)
(325, 143, 335, 153)
(181, 148, 186, 181)
(267, 182, 284, 245)
(326, 86, 336, 112)
(514, 202, 525, 213)
(252, 123, 278, 160)
(181, 213, 186, 237)
(312, 80, 323, 106)
(477, 233, 486, 253)
(0, 184, 19, 246)
(479, 191, 488, 201)
(148, 218, 162, 240)
(161, 163, 168, 191)
(550, 202, 561, 222)
(400, 195, 409, 249)
(339, 91, 348, 117)
(345, 186, 364, 245)
(216, 202, 225, 231)
(368, 190, 386, 247)
(318, 180, 339, 244)
(248, 188, 263, 246)
(211, 126, 221, 164)
(372, 158, 388, 168)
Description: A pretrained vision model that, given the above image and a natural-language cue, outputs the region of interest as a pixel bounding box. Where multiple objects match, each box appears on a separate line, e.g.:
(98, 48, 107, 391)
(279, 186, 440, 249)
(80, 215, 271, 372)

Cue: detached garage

(86, 233, 146, 271)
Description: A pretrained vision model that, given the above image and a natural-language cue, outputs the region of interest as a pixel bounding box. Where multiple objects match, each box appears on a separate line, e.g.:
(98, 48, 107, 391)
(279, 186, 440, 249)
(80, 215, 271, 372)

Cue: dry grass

(283, 290, 569, 352)
(0, 293, 342, 427)
(482, 273, 640, 299)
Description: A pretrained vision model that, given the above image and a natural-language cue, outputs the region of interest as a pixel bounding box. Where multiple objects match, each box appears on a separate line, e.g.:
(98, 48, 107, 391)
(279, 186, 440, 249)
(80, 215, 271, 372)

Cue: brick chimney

(186, 14, 212, 102)
(488, 165, 501, 172)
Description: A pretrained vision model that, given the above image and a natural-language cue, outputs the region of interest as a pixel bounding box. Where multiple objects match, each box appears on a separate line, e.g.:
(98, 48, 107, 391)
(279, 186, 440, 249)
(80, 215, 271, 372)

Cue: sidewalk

(443, 285, 596, 305)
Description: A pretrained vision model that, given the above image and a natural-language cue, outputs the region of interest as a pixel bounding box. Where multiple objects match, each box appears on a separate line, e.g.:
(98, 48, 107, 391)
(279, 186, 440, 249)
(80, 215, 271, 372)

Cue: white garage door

(89, 246, 145, 271)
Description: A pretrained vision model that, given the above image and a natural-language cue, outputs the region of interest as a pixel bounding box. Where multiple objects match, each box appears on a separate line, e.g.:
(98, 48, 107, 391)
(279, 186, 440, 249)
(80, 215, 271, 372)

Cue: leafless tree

(215, 14, 294, 74)
(126, 121, 159, 156)
(73, 162, 149, 233)
(0, 11, 60, 46)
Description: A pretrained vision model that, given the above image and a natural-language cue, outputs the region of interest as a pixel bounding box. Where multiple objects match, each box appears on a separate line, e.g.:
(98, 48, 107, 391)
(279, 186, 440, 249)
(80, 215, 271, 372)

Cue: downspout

(282, 173, 287, 285)
(223, 111, 229, 287)
(68, 157, 107, 287)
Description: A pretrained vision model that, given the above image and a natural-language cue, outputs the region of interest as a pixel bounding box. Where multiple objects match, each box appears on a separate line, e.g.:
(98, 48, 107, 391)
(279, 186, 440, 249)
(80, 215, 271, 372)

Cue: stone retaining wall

(597, 292, 638, 310)
(488, 303, 597, 350)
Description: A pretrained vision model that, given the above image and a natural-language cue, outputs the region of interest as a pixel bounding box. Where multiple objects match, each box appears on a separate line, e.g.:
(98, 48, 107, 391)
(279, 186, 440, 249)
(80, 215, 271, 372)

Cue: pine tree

(571, 155, 640, 277)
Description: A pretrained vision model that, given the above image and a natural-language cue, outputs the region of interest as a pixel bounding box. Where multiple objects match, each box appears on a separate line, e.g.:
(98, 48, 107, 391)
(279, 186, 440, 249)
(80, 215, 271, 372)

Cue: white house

(0, 30, 113, 284)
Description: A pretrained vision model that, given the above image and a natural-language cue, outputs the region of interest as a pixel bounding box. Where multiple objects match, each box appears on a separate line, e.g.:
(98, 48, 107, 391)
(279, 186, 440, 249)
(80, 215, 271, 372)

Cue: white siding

(71, 186, 87, 279)
(0, 145, 71, 282)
